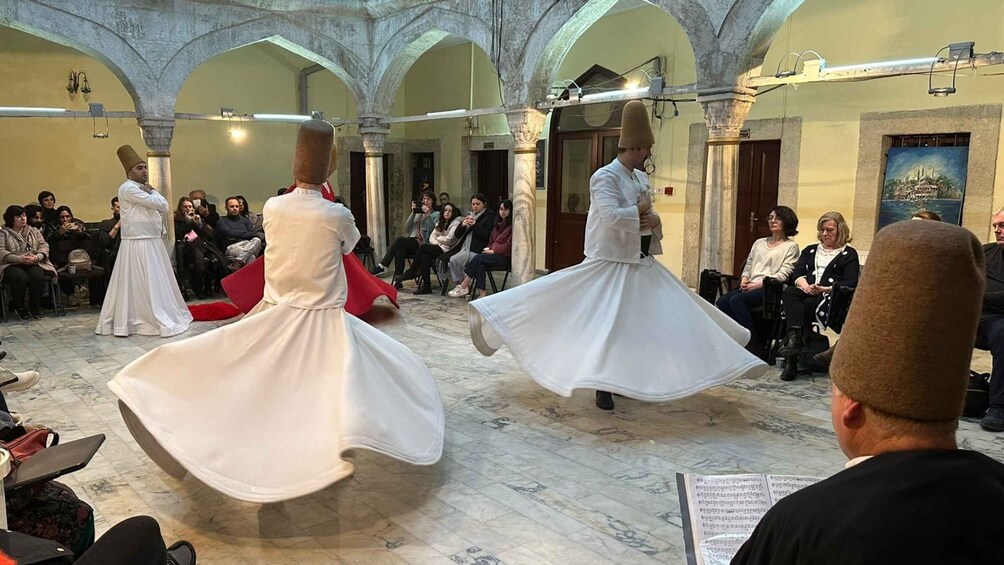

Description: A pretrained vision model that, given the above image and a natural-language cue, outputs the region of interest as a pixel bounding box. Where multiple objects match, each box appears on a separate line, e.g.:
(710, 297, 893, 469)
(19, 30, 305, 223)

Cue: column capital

(138, 117, 176, 156)
(696, 88, 756, 142)
(505, 109, 547, 152)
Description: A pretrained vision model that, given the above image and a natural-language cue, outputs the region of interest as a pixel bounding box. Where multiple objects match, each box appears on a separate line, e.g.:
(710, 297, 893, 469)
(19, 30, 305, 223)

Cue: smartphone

(192, 198, 202, 207)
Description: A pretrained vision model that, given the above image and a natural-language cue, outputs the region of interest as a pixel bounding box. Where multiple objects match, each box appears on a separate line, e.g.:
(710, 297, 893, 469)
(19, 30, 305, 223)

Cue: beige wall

(3, 0, 1004, 270)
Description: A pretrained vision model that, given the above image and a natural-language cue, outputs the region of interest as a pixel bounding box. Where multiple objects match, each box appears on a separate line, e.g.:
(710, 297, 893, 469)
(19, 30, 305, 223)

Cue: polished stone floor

(1, 292, 1000, 564)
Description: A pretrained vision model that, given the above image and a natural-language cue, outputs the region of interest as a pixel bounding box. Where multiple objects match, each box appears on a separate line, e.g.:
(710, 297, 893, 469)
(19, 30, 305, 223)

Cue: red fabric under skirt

(221, 252, 398, 316)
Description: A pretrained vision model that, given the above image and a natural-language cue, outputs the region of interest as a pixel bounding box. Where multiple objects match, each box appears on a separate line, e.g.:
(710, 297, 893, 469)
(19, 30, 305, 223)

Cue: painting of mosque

(878, 145, 969, 228)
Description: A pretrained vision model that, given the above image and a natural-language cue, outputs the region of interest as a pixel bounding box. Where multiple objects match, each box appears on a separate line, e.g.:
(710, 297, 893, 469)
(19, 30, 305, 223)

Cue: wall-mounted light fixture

(426, 109, 467, 117)
(545, 80, 582, 102)
(774, 50, 826, 78)
(221, 108, 246, 141)
(89, 103, 109, 139)
(929, 41, 975, 97)
(66, 70, 91, 101)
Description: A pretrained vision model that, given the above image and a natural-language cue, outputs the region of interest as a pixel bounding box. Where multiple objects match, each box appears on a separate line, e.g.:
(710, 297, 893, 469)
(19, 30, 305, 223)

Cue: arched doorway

(545, 65, 627, 271)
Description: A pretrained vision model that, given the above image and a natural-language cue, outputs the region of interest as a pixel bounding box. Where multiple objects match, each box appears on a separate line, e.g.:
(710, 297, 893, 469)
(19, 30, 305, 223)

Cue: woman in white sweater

(405, 202, 462, 294)
(716, 206, 800, 352)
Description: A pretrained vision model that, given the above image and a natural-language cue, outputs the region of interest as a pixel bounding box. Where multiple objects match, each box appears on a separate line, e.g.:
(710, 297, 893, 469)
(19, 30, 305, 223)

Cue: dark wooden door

(349, 151, 390, 239)
(477, 150, 509, 207)
(546, 130, 620, 271)
(733, 140, 781, 276)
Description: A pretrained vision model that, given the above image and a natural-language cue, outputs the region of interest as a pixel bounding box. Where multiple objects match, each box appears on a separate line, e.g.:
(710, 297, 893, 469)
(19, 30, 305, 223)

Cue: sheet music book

(676, 472, 822, 565)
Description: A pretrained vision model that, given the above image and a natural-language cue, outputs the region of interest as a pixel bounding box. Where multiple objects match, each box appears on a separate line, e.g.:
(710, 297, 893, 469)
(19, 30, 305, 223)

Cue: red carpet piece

(188, 301, 242, 321)
(221, 252, 399, 316)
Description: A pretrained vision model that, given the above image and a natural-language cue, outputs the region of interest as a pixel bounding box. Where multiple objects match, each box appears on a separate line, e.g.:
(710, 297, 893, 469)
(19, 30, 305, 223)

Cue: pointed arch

(368, 8, 494, 114)
(159, 15, 367, 106)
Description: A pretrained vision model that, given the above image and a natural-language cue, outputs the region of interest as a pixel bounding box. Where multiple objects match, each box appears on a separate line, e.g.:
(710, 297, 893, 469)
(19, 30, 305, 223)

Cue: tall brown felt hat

(831, 220, 985, 422)
(326, 143, 339, 179)
(618, 100, 655, 149)
(116, 145, 145, 174)
(292, 119, 334, 184)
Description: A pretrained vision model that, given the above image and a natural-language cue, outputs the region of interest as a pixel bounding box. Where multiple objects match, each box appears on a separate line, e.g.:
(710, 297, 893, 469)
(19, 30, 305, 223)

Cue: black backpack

(964, 371, 991, 418)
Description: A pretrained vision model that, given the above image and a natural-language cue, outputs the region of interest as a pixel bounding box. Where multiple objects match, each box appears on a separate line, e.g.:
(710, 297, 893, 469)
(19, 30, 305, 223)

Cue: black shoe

(166, 540, 196, 565)
(413, 285, 432, 295)
(812, 346, 835, 371)
(393, 277, 404, 291)
(779, 360, 798, 382)
(981, 407, 1004, 432)
(369, 264, 386, 276)
(778, 328, 804, 357)
(595, 391, 615, 410)
(14, 309, 30, 321)
(399, 267, 416, 281)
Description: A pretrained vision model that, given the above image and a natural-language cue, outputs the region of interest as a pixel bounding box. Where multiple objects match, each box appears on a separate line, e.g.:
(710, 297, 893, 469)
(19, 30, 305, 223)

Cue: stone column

(139, 117, 176, 252)
(505, 108, 547, 286)
(696, 90, 754, 274)
(360, 115, 390, 259)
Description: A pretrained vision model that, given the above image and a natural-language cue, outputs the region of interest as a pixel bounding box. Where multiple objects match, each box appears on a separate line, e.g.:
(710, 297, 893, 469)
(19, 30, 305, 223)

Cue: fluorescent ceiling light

(824, 57, 939, 73)
(0, 107, 67, 113)
(426, 109, 467, 117)
(252, 113, 311, 121)
(580, 86, 650, 102)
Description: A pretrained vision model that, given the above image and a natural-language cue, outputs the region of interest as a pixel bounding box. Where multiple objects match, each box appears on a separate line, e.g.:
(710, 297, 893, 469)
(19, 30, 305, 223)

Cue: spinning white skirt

(109, 302, 444, 503)
(470, 257, 767, 401)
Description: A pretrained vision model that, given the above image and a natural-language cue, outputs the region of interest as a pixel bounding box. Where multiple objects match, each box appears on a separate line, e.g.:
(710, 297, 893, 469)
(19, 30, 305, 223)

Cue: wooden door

(349, 151, 390, 239)
(733, 140, 781, 276)
(476, 150, 509, 207)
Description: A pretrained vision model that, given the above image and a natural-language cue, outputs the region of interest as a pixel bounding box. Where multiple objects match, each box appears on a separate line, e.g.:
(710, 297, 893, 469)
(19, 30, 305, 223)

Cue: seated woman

(0, 205, 57, 320)
(716, 206, 800, 353)
(174, 197, 226, 299)
(448, 199, 513, 298)
(370, 189, 439, 278)
(401, 202, 462, 294)
(777, 211, 860, 381)
(49, 205, 101, 305)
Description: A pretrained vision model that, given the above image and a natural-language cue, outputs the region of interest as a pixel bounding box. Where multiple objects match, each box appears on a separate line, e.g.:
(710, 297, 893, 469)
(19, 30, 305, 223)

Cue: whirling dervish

(469, 100, 767, 410)
(108, 119, 444, 503)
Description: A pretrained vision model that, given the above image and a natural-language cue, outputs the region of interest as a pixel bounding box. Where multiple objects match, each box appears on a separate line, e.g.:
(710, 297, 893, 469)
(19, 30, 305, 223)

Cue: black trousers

(380, 237, 420, 273)
(414, 243, 444, 287)
(781, 285, 824, 331)
(4, 264, 45, 312)
(464, 253, 511, 290)
(75, 515, 167, 565)
(977, 315, 1004, 409)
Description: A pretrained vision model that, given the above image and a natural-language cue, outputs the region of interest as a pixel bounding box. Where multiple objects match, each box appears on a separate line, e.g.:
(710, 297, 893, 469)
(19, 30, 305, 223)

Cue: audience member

(732, 220, 1004, 565)
(0, 205, 56, 320)
(98, 196, 122, 268)
(441, 193, 496, 292)
(911, 209, 942, 221)
(408, 202, 462, 295)
(717, 206, 800, 353)
(37, 190, 58, 225)
(439, 191, 450, 207)
(977, 208, 1004, 432)
(24, 204, 53, 240)
(235, 194, 265, 241)
(71, 515, 195, 565)
(449, 199, 513, 298)
(175, 196, 225, 298)
(777, 211, 860, 381)
(216, 196, 262, 271)
(188, 189, 220, 227)
(369, 189, 439, 280)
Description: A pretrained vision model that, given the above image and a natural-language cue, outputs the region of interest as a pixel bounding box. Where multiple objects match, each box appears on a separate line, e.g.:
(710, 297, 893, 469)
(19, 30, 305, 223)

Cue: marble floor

(0, 291, 1000, 564)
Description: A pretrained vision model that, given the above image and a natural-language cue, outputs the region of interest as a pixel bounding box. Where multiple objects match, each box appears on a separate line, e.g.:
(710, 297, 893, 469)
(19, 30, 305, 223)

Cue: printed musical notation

(678, 472, 823, 565)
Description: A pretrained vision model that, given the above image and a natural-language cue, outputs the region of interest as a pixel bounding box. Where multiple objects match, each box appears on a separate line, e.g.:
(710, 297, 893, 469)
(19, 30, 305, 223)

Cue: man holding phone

(369, 190, 439, 286)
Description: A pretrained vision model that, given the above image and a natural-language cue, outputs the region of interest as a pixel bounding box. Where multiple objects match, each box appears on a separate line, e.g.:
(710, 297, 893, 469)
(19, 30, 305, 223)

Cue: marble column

(696, 90, 754, 274)
(139, 117, 176, 253)
(505, 108, 547, 286)
(360, 117, 390, 259)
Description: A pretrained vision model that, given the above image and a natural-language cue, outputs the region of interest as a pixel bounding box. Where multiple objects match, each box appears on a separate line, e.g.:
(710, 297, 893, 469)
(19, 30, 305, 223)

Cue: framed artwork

(535, 139, 546, 190)
(878, 145, 968, 228)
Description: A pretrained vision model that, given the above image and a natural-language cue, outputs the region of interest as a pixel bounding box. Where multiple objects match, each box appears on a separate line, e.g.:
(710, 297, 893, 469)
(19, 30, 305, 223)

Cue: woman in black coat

(778, 211, 860, 381)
